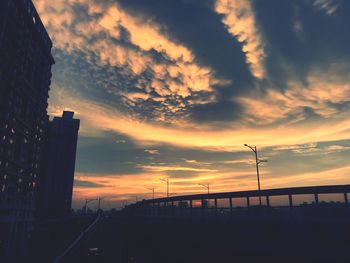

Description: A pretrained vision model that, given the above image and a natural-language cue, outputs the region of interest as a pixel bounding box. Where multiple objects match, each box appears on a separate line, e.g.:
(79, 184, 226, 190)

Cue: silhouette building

(0, 0, 54, 260)
(37, 111, 80, 218)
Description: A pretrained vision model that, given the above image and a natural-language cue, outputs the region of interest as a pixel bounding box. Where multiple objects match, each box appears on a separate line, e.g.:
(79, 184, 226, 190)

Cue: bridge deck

(138, 184, 350, 204)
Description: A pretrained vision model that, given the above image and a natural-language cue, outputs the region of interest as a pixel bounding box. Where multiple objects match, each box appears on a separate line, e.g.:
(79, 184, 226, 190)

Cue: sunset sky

(33, 0, 350, 209)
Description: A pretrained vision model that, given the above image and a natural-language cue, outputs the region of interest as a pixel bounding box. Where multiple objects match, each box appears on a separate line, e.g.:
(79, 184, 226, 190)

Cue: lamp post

(160, 178, 169, 198)
(244, 144, 268, 206)
(83, 198, 98, 213)
(198, 183, 210, 195)
(97, 197, 105, 211)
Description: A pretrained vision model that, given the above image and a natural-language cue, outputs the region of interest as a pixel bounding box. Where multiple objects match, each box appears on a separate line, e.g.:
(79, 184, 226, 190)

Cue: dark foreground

(54, 214, 350, 263)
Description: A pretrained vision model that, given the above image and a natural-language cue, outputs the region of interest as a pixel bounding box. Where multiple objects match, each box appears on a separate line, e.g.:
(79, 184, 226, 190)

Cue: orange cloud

(237, 68, 350, 124)
(49, 85, 350, 153)
(34, 0, 228, 115)
(141, 165, 218, 173)
(72, 169, 257, 204)
(123, 92, 151, 102)
(215, 0, 265, 79)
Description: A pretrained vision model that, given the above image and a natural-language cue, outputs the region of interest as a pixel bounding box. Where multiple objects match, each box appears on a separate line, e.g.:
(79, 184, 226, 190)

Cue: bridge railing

(126, 184, 350, 220)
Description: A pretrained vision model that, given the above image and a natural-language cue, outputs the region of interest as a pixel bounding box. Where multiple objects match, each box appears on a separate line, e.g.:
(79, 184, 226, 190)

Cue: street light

(159, 178, 169, 198)
(198, 183, 210, 194)
(83, 198, 98, 213)
(97, 197, 106, 211)
(244, 144, 268, 206)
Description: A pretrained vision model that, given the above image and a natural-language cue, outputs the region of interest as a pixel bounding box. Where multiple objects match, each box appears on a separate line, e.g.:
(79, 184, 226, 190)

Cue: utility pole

(244, 144, 268, 206)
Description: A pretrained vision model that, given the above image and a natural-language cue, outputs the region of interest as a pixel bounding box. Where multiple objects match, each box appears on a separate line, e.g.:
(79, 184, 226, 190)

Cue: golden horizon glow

(73, 165, 350, 208)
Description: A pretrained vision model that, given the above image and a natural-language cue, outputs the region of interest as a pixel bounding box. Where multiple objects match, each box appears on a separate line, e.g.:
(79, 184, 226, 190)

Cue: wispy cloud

(220, 158, 255, 165)
(237, 67, 350, 125)
(184, 159, 212, 166)
(273, 143, 319, 154)
(324, 145, 350, 154)
(215, 0, 265, 79)
(273, 143, 350, 156)
(141, 165, 218, 173)
(144, 149, 160, 155)
(313, 0, 339, 16)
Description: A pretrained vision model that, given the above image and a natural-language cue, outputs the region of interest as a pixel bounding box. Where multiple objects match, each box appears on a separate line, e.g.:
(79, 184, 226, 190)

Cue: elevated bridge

(127, 184, 350, 221)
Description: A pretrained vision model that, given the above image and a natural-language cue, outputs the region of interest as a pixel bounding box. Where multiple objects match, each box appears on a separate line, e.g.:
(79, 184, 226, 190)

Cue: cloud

(34, 0, 230, 124)
(237, 66, 350, 125)
(273, 143, 350, 156)
(220, 158, 255, 165)
(74, 179, 104, 188)
(141, 165, 218, 173)
(184, 159, 211, 166)
(265, 165, 350, 189)
(215, 0, 265, 79)
(324, 145, 350, 153)
(313, 0, 339, 15)
(123, 92, 150, 102)
(115, 139, 127, 144)
(273, 143, 319, 154)
(48, 85, 350, 152)
(144, 149, 160, 155)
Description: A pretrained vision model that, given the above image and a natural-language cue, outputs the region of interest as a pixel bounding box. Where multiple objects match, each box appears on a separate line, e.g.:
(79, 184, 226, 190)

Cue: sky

(33, 0, 350, 209)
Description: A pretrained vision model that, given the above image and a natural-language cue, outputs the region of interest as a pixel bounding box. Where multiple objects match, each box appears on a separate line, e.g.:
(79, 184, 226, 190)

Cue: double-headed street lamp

(198, 183, 210, 195)
(159, 178, 169, 198)
(244, 144, 268, 206)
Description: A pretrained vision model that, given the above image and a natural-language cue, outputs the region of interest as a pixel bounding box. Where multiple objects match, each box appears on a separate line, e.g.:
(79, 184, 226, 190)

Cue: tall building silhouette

(0, 0, 54, 260)
(37, 111, 80, 218)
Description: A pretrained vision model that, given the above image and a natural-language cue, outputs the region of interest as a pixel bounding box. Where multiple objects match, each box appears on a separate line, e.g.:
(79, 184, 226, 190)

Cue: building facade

(37, 111, 80, 218)
(0, 0, 54, 260)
